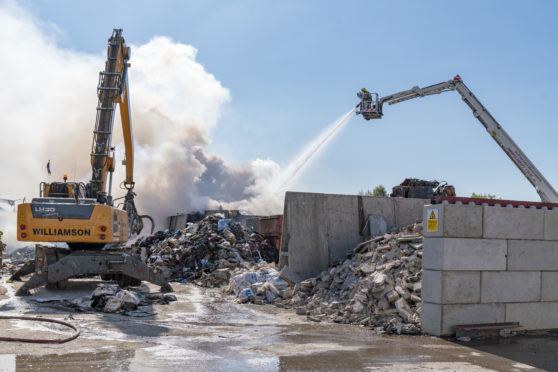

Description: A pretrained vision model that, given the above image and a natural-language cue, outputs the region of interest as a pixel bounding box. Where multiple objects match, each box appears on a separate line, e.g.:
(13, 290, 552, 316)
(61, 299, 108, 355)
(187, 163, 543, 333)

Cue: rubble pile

(135, 216, 278, 286)
(4, 246, 35, 266)
(279, 223, 424, 335)
(70, 284, 177, 315)
(225, 263, 290, 304)
(3, 246, 35, 274)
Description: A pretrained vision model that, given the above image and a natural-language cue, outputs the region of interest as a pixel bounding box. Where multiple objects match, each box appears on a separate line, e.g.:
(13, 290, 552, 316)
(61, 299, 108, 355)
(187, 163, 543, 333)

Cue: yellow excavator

(13, 29, 171, 295)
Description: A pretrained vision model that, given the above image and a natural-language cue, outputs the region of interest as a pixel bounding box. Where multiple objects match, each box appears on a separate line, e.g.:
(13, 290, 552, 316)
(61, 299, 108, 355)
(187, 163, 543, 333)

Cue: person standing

(358, 88, 372, 110)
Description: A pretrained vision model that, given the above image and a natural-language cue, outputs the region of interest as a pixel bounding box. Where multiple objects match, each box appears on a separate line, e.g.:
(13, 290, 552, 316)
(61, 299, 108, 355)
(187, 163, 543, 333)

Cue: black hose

(0, 315, 80, 344)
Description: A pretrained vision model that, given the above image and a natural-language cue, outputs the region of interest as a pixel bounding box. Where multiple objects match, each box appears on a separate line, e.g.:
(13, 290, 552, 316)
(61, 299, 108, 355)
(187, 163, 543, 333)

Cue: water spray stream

(276, 107, 356, 191)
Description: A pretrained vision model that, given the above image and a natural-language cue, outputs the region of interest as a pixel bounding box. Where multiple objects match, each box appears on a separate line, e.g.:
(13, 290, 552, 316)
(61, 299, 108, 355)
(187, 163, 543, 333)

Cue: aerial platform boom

(356, 75, 558, 203)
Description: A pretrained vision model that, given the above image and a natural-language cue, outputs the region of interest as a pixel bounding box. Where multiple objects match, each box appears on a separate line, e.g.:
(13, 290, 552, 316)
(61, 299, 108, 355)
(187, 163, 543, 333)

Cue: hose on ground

(0, 315, 79, 343)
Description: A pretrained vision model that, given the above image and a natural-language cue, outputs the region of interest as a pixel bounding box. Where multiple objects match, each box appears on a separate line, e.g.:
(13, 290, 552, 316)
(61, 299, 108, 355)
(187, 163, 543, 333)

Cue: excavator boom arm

(86, 29, 148, 235)
(87, 29, 132, 201)
(117, 65, 134, 188)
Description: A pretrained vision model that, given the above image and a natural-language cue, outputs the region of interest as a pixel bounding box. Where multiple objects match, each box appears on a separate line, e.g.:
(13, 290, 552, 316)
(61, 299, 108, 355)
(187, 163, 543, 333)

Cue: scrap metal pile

(134, 216, 278, 286)
(278, 223, 424, 335)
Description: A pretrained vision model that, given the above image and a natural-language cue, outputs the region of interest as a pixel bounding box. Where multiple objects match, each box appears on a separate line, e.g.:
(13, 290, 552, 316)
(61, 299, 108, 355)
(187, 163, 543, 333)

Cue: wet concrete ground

(0, 277, 554, 371)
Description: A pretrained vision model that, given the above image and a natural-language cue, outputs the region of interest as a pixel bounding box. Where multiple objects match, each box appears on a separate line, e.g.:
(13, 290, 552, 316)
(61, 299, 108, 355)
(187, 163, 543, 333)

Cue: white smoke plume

(0, 1, 283, 248)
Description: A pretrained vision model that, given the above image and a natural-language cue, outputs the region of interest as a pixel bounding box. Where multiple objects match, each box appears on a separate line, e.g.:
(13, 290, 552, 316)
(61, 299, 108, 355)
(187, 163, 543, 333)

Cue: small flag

(47, 160, 51, 175)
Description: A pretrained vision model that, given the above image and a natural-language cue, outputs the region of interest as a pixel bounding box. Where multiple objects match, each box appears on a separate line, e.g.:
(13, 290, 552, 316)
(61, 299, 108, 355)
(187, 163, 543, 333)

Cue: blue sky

(19, 0, 558, 201)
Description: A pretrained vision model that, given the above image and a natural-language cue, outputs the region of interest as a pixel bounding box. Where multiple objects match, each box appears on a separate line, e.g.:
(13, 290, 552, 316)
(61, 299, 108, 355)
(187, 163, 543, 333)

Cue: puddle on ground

(465, 336, 558, 371)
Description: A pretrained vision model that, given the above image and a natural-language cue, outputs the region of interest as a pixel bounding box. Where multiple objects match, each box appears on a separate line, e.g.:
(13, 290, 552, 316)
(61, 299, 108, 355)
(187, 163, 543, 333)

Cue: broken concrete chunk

(103, 297, 123, 313)
(92, 284, 118, 298)
(386, 290, 400, 303)
(410, 294, 421, 303)
(358, 262, 376, 275)
(213, 268, 231, 281)
(300, 280, 314, 292)
(397, 234, 422, 242)
(116, 290, 140, 310)
(352, 301, 365, 313)
(377, 245, 391, 253)
(296, 307, 308, 315)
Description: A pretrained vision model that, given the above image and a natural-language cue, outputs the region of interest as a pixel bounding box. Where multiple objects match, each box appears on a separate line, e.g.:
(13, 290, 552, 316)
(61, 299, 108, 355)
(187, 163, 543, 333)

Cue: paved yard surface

(0, 278, 554, 371)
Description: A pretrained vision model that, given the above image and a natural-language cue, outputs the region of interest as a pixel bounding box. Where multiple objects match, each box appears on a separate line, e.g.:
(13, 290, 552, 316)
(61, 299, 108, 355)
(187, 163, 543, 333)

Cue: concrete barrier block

(421, 302, 442, 336)
(423, 205, 443, 238)
(394, 198, 429, 227)
(483, 207, 543, 240)
(283, 192, 330, 279)
(363, 197, 397, 230)
(481, 272, 541, 303)
(443, 205, 483, 238)
(442, 239, 506, 271)
(424, 238, 506, 271)
(441, 304, 505, 336)
(423, 238, 442, 270)
(541, 272, 558, 301)
(508, 240, 558, 270)
(325, 195, 361, 263)
(442, 271, 481, 304)
(422, 270, 442, 303)
(423, 270, 481, 304)
(506, 302, 558, 330)
(544, 210, 558, 240)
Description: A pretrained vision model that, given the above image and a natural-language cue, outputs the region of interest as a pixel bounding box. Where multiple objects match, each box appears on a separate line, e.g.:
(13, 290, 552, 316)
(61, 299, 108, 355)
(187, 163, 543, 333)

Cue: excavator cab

(356, 91, 382, 120)
(40, 180, 86, 198)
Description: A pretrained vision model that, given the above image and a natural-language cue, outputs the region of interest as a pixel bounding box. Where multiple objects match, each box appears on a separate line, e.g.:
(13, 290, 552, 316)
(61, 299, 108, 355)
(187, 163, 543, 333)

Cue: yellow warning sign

(427, 208, 438, 232)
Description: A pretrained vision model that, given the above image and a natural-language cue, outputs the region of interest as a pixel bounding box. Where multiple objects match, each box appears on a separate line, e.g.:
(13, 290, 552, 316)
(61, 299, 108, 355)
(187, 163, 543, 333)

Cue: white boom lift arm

(356, 75, 558, 203)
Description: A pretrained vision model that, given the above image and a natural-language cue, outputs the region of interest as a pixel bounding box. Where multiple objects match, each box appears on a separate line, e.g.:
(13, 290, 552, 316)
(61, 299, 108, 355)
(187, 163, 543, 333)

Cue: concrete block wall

(279, 192, 428, 281)
(422, 203, 558, 336)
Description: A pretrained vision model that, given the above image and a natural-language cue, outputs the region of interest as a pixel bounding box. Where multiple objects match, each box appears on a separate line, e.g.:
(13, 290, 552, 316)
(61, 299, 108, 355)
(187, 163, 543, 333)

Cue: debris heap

(225, 264, 290, 304)
(134, 216, 278, 286)
(69, 284, 177, 315)
(279, 223, 423, 335)
(4, 246, 35, 266)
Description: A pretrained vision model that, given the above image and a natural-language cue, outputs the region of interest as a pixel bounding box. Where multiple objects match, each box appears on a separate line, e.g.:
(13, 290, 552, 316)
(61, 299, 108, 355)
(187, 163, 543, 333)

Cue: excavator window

(113, 212, 118, 233)
(47, 183, 69, 197)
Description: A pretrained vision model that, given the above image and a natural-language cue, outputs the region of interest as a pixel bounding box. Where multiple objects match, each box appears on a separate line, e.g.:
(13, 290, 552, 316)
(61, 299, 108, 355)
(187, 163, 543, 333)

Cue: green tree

(471, 192, 498, 199)
(372, 185, 387, 197)
(359, 185, 388, 197)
